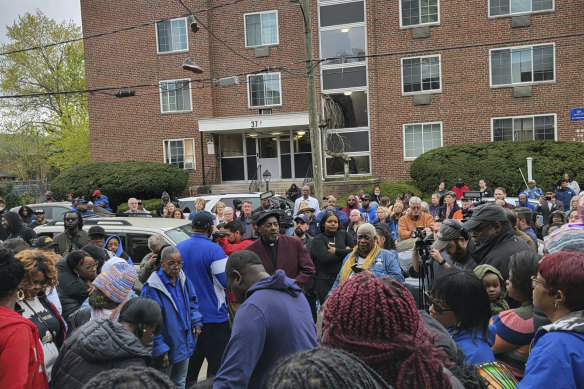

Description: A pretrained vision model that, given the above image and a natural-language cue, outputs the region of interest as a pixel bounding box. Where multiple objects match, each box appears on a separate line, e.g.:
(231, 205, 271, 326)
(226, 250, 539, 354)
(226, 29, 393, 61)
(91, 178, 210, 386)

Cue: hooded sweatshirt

(473, 264, 509, 316)
(213, 270, 317, 389)
(0, 305, 49, 389)
(104, 235, 133, 265)
(0, 211, 37, 244)
(18, 205, 35, 226)
(518, 310, 584, 388)
(50, 319, 151, 389)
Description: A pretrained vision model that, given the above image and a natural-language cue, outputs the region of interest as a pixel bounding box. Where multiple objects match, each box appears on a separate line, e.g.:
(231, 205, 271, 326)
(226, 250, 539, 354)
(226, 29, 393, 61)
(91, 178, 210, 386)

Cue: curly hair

(15, 249, 58, 300)
(83, 366, 174, 389)
(267, 347, 391, 389)
(320, 273, 452, 388)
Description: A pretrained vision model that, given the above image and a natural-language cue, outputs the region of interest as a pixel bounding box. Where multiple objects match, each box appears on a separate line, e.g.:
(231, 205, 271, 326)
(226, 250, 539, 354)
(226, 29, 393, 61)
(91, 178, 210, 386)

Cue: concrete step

(209, 181, 303, 196)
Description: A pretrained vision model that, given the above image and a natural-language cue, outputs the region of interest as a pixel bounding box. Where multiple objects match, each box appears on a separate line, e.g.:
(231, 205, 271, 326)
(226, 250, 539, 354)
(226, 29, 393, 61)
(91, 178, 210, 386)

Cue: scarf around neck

(339, 244, 381, 282)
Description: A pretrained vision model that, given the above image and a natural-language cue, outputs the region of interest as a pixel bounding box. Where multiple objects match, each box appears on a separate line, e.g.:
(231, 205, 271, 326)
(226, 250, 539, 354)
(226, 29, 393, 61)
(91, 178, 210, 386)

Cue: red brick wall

(80, 0, 583, 188)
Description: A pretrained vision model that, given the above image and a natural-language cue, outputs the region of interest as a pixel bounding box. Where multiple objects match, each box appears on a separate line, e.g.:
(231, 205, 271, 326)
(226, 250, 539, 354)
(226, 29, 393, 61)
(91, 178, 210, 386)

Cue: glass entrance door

(257, 136, 281, 181)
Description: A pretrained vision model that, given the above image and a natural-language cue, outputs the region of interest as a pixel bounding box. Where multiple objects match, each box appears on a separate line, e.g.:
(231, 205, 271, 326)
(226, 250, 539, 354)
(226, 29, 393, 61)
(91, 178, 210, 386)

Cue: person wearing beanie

(67, 260, 137, 331)
(321, 273, 457, 389)
(328, 223, 404, 296)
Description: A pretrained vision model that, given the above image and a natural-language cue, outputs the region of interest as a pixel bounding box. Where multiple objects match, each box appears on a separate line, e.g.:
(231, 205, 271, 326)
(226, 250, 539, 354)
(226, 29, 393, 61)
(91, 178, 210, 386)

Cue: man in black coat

(463, 203, 532, 280)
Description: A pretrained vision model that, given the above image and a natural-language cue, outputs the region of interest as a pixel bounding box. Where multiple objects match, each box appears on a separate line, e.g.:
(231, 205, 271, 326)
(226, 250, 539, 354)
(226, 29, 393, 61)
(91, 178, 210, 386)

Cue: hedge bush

(51, 162, 189, 210)
(410, 141, 584, 196)
(116, 198, 161, 214)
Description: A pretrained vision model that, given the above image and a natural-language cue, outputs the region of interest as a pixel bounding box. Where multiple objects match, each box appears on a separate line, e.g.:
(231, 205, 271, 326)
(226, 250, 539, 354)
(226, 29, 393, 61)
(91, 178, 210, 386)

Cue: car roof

(178, 193, 262, 202)
(37, 216, 190, 231)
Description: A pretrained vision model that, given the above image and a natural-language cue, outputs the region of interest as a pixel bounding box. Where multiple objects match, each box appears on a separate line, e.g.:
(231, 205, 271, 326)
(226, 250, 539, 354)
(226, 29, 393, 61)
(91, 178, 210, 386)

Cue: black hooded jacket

(50, 319, 151, 389)
(56, 257, 91, 321)
(18, 205, 35, 226)
(470, 224, 532, 279)
(0, 211, 37, 243)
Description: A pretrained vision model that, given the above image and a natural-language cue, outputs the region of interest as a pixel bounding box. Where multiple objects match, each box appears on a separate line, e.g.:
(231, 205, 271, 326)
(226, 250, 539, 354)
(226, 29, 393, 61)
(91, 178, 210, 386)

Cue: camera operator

(214, 221, 253, 256)
(411, 220, 449, 277)
(397, 197, 435, 241)
(429, 220, 476, 271)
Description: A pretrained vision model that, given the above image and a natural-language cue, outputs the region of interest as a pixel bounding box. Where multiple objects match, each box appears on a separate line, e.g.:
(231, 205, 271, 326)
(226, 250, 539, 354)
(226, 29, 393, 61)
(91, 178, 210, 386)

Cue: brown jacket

(513, 226, 537, 253)
(397, 213, 435, 240)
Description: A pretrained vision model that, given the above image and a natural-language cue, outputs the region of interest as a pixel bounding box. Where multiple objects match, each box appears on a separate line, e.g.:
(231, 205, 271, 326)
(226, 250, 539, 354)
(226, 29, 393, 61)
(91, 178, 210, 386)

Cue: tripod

(416, 242, 435, 310)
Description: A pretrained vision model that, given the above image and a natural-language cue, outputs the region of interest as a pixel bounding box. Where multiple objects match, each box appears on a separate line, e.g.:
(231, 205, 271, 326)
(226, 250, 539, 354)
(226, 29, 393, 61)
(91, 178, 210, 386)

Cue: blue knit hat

(93, 260, 137, 303)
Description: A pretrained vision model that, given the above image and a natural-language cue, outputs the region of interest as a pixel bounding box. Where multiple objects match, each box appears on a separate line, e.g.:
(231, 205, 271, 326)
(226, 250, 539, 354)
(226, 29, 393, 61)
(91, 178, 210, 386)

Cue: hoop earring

(17, 289, 25, 300)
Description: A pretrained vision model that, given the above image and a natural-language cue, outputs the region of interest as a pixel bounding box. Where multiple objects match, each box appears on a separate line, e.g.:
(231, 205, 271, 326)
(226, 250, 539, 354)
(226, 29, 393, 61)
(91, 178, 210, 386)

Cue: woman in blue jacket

(518, 251, 584, 388)
(428, 270, 495, 364)
(140, 246, 203, 389)
(328, 223, 404, 296)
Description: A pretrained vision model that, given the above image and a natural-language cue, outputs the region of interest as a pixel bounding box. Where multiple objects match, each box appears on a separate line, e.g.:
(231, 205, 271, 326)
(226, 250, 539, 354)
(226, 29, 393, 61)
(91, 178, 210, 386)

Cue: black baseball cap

(88, 225, 107, 237)
(35, 236, 57, 249)
(34, 209, 45, 214)
(463, 203, 508, 231)
(360, 194, 371, 200)
(192, 211, 215, 229)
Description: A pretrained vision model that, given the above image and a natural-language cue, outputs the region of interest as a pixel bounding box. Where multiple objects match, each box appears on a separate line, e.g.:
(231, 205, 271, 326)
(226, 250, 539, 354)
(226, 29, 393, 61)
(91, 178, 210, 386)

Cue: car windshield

(166, 224, 193, 244)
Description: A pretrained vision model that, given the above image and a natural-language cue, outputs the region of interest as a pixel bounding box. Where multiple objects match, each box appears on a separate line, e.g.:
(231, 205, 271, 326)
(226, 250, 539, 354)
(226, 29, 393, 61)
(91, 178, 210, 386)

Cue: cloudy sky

(0, 0, 82, 44)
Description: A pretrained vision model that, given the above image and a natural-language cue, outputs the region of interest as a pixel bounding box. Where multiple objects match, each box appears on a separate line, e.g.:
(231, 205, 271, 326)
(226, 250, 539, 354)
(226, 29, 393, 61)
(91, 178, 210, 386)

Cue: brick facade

(80, 0, 583, 187)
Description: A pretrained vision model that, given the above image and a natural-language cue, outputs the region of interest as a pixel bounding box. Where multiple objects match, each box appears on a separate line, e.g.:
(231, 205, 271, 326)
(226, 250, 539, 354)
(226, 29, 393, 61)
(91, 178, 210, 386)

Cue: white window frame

(155, 17, 189, 55)
(159, 79, 193, 114)
(243, 10, 279, 48)
(488, 0, 554, 18)
(399, 0, 441, 28)
(489, 43, 556, 88)
(402, 121, 443, 161)
(246, 72, 283, 109)
(163, 138, 196, 170)
(401, 54, 442, 95)
(490, 113, 557, 141)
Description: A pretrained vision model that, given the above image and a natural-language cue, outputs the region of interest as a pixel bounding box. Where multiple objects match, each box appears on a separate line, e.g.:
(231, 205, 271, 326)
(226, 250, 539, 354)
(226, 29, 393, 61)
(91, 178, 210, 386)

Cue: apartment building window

(490, 0, 553, 16)
(163, 139, 196, 169)
(160, 80, 192, 113)
(400, 0, 439, 27)
(402, 55, 441, 94)
(490, 44, 554, 86)
(247, 73, 282, 108)
(403, 122, 442, 160)
(492, 114, 556, 141)
(156, 18, 188, 53)
(244, 11, 278, 47)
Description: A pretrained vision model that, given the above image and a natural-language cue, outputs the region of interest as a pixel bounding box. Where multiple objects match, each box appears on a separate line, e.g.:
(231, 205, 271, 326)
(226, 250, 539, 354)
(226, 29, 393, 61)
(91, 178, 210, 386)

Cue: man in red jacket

(216, 221, 253, 256)
(452, 178, 470, 200)
(245, 211, 315, 288)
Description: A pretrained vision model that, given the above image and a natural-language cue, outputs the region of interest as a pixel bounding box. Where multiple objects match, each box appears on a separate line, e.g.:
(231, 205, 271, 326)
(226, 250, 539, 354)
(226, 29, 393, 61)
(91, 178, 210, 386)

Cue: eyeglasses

(425, 292, 452, 315)
(80, 263, 97, 271)
(164, 261, 183, 268)
(531, 276, 555, 290)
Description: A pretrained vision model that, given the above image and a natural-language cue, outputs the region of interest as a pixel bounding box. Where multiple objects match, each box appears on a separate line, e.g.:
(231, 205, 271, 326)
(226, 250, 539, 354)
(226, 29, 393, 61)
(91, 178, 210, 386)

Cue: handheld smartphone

(351, 263, 364, 273)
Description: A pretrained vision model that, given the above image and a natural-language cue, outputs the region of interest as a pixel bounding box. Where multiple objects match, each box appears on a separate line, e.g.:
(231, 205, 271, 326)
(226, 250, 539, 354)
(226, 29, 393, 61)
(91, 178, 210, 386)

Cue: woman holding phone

(310, 212, 354, 304)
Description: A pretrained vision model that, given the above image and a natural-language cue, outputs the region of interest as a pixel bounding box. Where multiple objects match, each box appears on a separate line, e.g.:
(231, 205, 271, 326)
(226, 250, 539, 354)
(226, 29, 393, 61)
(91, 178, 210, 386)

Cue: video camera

(257, 191, 294, 232)
(460, 191, 487, 222)
(414, 226, 434, 249)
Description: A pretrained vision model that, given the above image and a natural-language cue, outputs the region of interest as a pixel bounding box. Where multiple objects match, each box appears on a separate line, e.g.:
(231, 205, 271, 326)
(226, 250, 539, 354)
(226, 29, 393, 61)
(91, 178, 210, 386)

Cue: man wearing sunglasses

(52, 211, 89, 255)
(463, 203, 531, 279)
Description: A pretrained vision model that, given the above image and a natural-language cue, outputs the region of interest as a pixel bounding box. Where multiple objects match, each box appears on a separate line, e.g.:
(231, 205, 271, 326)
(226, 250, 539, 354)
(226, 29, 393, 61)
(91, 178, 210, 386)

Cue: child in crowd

(104, 235, 133, 265)
(474, 264, 509, 316)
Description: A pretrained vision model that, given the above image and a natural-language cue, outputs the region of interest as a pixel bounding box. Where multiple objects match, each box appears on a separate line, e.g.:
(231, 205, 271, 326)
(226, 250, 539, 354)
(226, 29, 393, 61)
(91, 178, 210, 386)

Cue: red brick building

(80, 0, 583, 189)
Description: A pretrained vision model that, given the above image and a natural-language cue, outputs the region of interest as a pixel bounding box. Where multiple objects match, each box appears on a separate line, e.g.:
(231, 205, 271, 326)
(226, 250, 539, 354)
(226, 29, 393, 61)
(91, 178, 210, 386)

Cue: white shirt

(294, 196, 321, 215)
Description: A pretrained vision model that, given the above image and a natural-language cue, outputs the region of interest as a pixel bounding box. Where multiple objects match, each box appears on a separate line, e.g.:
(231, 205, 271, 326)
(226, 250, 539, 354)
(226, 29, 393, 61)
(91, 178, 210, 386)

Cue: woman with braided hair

(267, 347, 391, 389)
(321, 273, 460, 389)
(82, 366, 174, 389)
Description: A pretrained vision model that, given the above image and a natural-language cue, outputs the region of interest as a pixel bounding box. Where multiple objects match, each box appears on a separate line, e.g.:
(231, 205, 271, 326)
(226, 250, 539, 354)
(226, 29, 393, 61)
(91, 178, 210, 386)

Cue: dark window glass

(326, 131, 369, 153)
(320, 2, 364, 27)
(323, 91, 368, 129)
(322, 66, 367, 90)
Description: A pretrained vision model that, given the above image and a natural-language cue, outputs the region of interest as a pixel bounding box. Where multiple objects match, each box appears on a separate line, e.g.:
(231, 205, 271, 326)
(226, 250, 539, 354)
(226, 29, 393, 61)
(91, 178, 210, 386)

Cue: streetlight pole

(299, 0, 324, 207)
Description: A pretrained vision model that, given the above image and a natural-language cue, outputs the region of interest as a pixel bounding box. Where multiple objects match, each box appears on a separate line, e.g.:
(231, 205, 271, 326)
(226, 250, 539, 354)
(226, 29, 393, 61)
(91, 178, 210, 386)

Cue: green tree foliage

(0, 184, 22, 208)
(0, 10, 89, 177)
(0, 128, 50, 179)
(50, 161, 189, 209)
(410, 141, 584, 196)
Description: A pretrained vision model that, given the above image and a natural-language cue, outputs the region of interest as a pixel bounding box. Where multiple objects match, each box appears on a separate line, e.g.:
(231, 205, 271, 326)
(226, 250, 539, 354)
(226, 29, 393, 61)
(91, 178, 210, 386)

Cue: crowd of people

(0, 175, 583, 389)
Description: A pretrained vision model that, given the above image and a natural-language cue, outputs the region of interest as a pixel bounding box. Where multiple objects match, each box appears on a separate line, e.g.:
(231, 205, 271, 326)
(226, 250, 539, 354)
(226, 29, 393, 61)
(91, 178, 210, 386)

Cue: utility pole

(300, 0, 323, 206)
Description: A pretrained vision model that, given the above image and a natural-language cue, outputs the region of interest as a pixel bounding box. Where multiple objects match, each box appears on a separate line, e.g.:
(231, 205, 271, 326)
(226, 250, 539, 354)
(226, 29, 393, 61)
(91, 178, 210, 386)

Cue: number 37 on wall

(250, 120, 263, 128)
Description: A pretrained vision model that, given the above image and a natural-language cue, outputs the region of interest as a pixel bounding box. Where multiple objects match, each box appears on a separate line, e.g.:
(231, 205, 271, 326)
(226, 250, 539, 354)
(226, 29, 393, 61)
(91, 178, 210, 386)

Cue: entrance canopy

(198, 112, 309, 134)
(198, 112, 312, 183)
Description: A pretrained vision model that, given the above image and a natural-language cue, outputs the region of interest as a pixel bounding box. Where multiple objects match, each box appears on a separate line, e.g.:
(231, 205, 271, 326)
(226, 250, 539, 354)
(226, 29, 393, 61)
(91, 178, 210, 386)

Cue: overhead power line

(0, 0, 243, 56)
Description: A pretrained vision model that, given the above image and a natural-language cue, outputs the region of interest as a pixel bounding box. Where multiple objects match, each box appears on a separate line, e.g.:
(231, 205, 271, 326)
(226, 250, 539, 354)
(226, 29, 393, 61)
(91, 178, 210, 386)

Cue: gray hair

(421, 201, 429, 211)
(357, 223, 376, 237)
(409, 196, 422, 206)
(160, 246, 180, 261)
(147, 235, 166, 251)
(350, 209, 361, 216)
(224, 206, 233, 214)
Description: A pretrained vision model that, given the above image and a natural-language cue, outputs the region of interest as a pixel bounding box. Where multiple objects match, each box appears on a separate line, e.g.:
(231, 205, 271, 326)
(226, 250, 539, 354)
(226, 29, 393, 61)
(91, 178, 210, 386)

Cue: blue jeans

(163, 358, 189, 389)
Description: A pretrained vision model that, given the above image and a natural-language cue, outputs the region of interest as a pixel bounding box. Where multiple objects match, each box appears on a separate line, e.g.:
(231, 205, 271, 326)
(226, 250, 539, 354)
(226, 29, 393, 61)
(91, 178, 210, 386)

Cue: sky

(0, 0, 82, 44)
